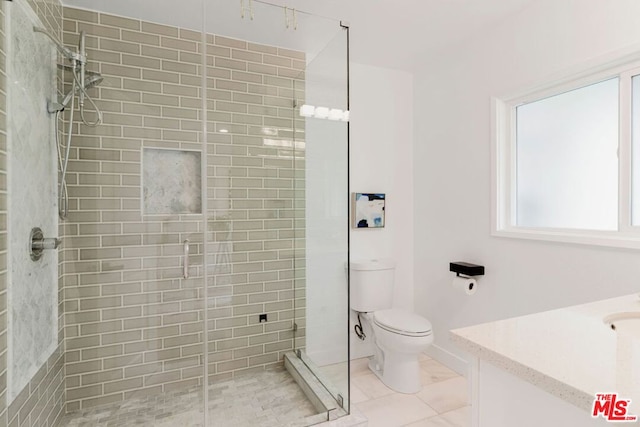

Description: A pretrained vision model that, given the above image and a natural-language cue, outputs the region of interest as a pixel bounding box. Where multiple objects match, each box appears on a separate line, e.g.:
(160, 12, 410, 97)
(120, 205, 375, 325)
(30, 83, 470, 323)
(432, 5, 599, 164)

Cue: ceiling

(62, 0, 537, 71)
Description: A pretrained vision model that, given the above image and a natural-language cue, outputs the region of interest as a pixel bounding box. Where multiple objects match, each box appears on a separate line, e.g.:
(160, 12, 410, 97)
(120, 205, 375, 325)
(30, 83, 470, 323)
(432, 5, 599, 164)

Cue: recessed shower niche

(142, 148, 202, 215)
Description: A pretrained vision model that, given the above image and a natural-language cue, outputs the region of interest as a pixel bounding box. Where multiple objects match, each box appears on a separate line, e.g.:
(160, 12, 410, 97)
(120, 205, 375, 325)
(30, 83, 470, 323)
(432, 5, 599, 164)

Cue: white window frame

(492, 51, 640, 249)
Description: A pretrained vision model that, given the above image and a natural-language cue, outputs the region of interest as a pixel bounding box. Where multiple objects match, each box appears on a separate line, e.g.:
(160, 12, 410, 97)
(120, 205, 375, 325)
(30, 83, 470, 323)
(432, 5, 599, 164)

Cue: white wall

(414, 0, 640, 368)
(350, 62, 414, 358)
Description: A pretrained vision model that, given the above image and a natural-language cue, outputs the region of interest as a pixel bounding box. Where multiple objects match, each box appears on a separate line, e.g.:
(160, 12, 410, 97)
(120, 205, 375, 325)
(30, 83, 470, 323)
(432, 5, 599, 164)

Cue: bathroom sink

(603, 312, 640, 337)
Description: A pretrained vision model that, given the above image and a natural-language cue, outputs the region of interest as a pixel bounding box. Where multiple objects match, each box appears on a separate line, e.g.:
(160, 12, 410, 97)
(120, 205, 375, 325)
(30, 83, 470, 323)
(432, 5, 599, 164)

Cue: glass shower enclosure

(1, 0, 349, 425)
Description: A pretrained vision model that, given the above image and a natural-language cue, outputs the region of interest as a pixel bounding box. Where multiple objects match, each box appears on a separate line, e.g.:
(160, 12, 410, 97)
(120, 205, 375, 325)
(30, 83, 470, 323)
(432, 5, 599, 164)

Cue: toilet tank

(350, 259, 395, 312)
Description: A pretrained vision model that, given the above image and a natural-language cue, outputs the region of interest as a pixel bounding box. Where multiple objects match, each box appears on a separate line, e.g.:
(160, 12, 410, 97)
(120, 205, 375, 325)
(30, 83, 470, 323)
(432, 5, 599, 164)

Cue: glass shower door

(293, 24, 350, 417)
(203, 1, 349, 425)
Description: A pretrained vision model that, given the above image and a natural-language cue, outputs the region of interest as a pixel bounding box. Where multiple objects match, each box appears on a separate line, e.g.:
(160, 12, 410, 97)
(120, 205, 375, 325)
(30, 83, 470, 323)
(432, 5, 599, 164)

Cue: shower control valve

(30, 227, 61, 261)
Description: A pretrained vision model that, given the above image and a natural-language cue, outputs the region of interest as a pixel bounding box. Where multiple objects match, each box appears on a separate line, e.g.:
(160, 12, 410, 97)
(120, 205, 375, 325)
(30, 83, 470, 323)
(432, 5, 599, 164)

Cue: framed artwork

(353, 193, 385, 228)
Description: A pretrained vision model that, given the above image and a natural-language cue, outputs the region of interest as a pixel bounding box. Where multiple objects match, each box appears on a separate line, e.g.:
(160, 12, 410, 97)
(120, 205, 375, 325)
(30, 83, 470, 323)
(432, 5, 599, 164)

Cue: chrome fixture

(240, 0, 254, 20)
(33, 27, 104, 220)
(183, 240, 190, 279)
(30, 227, 61, 261)
(284, 7, 297, 30)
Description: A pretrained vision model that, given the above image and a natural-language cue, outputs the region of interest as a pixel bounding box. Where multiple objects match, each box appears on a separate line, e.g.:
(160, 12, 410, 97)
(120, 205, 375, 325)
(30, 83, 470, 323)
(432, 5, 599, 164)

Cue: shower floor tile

(58, 365, 320, 427)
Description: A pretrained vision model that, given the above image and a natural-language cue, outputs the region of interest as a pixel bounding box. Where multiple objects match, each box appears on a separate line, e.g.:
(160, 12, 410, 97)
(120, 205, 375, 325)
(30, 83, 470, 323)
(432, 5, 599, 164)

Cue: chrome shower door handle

(183, 240, 190, 279)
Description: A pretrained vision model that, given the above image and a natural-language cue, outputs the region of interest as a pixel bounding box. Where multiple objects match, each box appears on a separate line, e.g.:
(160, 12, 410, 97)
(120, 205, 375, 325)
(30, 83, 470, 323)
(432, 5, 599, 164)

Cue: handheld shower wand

(78, 31, 86, 109)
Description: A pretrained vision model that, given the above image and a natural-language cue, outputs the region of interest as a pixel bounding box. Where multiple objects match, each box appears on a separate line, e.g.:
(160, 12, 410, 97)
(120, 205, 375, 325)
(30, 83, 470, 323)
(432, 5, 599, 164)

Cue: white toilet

(351, 258, 433, 394)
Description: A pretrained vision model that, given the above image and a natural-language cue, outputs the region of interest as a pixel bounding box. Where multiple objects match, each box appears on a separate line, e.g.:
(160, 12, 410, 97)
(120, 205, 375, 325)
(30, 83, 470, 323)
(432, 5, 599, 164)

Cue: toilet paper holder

(449, 261, 485, 277)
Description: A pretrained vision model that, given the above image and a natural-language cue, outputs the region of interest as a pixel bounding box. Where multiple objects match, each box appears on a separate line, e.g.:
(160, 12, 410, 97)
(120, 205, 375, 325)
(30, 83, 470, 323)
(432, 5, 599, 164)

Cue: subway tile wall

(62, 7, 306, 413)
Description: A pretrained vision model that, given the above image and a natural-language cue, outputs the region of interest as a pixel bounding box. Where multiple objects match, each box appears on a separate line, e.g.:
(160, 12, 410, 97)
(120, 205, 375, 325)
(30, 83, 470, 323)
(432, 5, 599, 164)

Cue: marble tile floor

(58, 365, 321, 427)
(351, 354, 470, 427)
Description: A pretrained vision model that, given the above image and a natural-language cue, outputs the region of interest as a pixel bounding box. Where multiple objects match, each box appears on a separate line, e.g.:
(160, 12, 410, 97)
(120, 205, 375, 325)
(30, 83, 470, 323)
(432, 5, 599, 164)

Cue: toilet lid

(373, 309, 432, 337)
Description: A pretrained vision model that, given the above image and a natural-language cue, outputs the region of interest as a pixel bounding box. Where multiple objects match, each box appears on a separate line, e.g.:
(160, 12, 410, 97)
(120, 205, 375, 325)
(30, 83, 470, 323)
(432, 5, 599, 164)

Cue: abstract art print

(353, 193, 385, 228)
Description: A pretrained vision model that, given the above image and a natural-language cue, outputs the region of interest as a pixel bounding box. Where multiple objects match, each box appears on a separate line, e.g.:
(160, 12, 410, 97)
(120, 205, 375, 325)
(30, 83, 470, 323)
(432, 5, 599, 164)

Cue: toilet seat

(373, 309, 432, 337)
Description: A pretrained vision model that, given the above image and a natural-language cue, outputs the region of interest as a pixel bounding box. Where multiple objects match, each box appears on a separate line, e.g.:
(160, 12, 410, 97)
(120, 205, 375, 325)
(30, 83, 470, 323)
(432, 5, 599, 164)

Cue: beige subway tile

(215, 79, 247, 92)
(263, 54, 292, 68)
(79, 296, 122, 311)
(64, 7, 98, 23)
(79, 393, 124, 410)
(248, 332, 278, 346)
(66, 336, 100, 351)
(247, 42, 277, 55)
(142, 326, 179, 340)
(102, 330, 142, 345)
(141, 45, 179, 61)
(277, 47, 305, 60)
(81, 344, 123, 361)
(122, 54, 161, 70)
(161, 60, 197, 75)
(122, 340, 162, 356)
(101, 88, 141, 103)
(161, 36, 197, 52)
(216, 337, 248, 351)
(66, 384, 102, 401)
(163, 333, 199, 348)
(265, 300, 293, 312)
(215, 35, 246, 49)
(79, 248, 121, 260)
(142, 93, 180, 106)
(142, 69, 179, 84)
(100, 38, 140, 55)
(124, 361, 162, 378)
(123, 78, 162, 93)
(278, 67, 303, 79)
(232, 70, 262, 84)
(81, 368, 123, 386)
(249, 353, 278, 367)
(102, 306, 142, 321)
(264, 75, 293, 88)
(86, 47, 121, 65)
(122, 102, 161, 117)
(263, 96, 292, 108)
(104, 377, 143, 394)
(265, 340, 292, 353)
(179, 51, 201, 65)
(143, 348, 181, 363)
(121, 30, 159, 46)
(100, 13, 140, 31)
(179, 28, 201, 42)
(248, 63, 278, 76)
(123, 316, 162, 330)
(78, 223, 121, 235)
(142, 21, 179, 37)
(247, 84, 278, 96)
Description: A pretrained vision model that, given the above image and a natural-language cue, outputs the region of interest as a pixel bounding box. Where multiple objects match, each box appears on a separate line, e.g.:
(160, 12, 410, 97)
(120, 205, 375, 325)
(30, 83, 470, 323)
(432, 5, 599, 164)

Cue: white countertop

(451, 293, 640, 412)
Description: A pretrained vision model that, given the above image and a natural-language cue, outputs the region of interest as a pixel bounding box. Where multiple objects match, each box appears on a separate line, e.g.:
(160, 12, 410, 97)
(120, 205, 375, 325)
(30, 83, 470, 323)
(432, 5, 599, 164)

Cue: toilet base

(368, 351, 423, 394)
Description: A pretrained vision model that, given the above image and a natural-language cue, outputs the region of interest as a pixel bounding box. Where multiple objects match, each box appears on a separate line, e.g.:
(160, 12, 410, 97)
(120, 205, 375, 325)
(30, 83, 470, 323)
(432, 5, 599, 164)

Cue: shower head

(51, 71, 103, 112)
(33, 26, 85, 64)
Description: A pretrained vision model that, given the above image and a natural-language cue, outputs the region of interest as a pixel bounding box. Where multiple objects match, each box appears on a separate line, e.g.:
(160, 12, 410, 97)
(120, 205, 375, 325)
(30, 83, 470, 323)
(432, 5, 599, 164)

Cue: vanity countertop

(451, 293, 640, 411)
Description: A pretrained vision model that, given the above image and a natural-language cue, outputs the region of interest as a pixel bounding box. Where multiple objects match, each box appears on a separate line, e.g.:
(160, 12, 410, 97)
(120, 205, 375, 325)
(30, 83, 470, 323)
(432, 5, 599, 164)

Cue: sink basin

(603, 312, 640, 336)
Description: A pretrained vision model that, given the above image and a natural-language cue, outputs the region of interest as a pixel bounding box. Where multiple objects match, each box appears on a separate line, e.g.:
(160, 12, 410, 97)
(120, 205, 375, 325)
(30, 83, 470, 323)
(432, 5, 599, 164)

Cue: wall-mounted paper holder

(449, 261, 485, 277)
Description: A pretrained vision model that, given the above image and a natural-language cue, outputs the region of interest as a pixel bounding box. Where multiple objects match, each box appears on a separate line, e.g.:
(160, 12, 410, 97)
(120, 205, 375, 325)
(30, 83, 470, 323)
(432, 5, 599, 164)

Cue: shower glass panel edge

(205, 1, 350, 424)
(294, 24, 350, 417)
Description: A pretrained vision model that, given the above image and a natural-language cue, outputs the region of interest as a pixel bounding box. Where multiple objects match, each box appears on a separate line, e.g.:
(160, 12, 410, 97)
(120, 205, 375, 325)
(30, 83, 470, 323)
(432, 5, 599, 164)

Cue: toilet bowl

(350, 259, 434, 394)
(363, 309, 433, 393)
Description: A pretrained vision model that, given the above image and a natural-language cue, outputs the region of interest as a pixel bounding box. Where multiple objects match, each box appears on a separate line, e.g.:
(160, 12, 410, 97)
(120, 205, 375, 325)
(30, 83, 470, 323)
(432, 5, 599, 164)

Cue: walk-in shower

(2, 0, 349, 425)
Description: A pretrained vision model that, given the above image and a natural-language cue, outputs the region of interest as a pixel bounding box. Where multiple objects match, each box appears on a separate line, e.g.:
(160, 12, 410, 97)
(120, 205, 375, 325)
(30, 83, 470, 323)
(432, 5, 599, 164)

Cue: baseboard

(424, 344, 469, 377)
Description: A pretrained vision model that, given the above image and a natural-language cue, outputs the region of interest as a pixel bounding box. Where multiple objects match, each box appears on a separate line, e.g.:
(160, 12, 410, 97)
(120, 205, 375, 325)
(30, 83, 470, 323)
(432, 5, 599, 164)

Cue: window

(493, 56, 640, 248)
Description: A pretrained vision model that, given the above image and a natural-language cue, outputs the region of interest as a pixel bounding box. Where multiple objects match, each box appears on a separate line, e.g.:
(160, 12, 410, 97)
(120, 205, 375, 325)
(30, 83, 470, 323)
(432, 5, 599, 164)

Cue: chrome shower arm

(33, 26, 86, 64)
